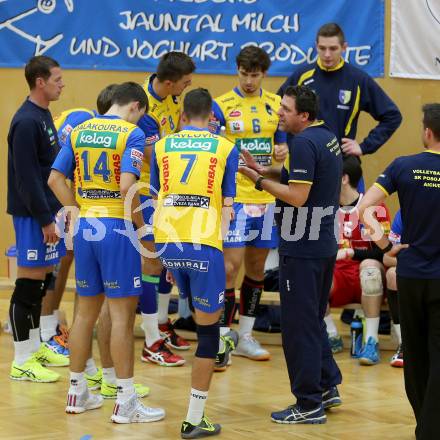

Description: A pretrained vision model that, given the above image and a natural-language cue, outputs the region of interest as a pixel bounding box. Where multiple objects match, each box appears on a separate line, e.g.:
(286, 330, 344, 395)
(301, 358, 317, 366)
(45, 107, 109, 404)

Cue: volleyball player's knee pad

(360, 267, 383, 296)
(195, 322, 220, 359)
(11, 278, 45, 309)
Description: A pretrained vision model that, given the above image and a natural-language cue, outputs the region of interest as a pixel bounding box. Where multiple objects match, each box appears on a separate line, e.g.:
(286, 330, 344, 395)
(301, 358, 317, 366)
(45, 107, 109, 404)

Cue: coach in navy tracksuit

(239, 85, 342, 424)
(278, 23, 402, 191)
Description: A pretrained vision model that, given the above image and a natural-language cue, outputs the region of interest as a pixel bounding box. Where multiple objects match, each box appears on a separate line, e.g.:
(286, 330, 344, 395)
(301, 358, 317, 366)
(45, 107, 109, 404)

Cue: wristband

(381, 242, 393, 253)
(255, 176, 265, 191)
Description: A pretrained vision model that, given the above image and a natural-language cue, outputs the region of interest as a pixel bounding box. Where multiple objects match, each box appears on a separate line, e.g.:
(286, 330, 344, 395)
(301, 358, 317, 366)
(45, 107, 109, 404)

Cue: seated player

(151, 88, 238, 438)
(325, 157, 391, 365)
(383, 209, 404, 368)
(210, 46, 287, 364)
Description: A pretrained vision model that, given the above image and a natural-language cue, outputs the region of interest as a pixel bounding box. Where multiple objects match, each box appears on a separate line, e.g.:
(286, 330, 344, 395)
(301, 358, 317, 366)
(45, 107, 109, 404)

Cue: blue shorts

(139, 195, 155, 241)
(157, 243, 225, 313)
(13, 216, 66, 267)
(224, 203, 279, 248)
(74, 218, 142, 298)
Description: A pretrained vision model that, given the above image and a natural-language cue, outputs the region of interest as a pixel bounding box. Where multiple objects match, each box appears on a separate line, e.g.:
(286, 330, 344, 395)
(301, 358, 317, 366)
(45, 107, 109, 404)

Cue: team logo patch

(237, 137, 272, 154)
(161, 117, 167, 126)
(131, 148, 144, 161)
(228, 110, 242, 118)
(251, 106, 258, 113)
(165, 138, 218, 153)
(339, 90, 352, 105)
(218, 291, 224, 304)
(133, 276, 141, 288)
(76, 130, 118, 149)
(145, 134, 160, 146)
(229, 120, 244, 133)
(132, 160, 142, 171)
(265, 104, 273, 115)
(27, 249, 38, 261)
(161, 258, 209, 272)
(60, 124, 73, 143)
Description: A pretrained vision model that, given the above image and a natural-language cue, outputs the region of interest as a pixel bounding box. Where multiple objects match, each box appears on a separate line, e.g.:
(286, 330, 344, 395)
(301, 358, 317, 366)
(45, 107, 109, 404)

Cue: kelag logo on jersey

(237, 138, 272, 154)
(76, 130, 118, 149)
(165, 138, 218, 153)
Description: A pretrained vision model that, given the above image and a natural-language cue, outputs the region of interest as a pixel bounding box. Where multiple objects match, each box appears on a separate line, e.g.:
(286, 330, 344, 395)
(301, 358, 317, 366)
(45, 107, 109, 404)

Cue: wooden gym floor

(0, 292, 415, 440)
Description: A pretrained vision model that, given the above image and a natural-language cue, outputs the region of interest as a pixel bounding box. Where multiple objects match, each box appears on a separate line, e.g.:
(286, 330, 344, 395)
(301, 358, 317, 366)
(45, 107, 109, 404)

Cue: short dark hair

(316, 23, 345, 45)
(236, 46, 271, 73)
(111, 82, 148, 112)
(25, 56, 60, 89)
(343, 156, 363, 189)
(96, 84, 118, 115)
(422, 103, 440, 141)
(284, 85, 319, 121)
(183, 88, 212, 120)
(156, 52, 196, 82)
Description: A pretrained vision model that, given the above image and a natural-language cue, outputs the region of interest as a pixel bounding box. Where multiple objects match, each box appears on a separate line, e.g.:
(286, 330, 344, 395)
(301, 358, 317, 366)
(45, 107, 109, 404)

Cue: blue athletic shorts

(139, 195, 155, 241)
(157, 243, 225, 313)
(223, 202, 279, 248)
(74, 218, 142, 298)
(13, 216, 66, 267)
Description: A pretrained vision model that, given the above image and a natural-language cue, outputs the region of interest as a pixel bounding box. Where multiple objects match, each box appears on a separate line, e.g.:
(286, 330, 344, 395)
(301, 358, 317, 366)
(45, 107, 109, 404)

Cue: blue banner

(0, 0, 384, 77)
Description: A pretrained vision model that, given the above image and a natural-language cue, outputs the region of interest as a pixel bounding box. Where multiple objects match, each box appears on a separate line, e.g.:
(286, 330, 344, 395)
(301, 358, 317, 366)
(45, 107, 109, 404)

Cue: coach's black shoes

(181, 415, 221, 439)
(322, 386, 342, 410)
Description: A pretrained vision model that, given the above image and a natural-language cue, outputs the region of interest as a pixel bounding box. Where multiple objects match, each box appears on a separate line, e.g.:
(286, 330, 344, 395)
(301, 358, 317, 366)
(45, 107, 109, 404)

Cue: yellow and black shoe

(181, 415, 221, 439)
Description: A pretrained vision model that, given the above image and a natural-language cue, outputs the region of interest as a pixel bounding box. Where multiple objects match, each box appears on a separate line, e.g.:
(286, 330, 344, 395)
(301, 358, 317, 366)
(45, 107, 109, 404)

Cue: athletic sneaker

(215, 330, 238, 372)
(101, 379, 150, 399)
(34, 342, 70, 367)
(390, 344, 404, 368)
(10, 358, 60, 382)
(159, 319, 191, 350)
(54, 324, 69, 349)
(46, 335, 69, 356)
(358, 337, 380, 366)
(111, 393, 165, 424)
(66, 388, 103, 414)
(86, 369, 102, 391)
(271, 404, 326, 424)
(328, 335, 344, 354)
(141, 339, 185, 366)
(181, 415, 221, 439)
(232, 334, 270, 361)
(322, 386, 342, 410)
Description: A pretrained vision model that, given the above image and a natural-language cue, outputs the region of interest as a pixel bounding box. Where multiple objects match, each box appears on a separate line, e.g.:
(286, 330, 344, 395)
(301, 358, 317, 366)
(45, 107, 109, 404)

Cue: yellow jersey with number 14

(151, 128, 239, 251)
(213, 88, 283, 204)
(139, 74, 181, 196)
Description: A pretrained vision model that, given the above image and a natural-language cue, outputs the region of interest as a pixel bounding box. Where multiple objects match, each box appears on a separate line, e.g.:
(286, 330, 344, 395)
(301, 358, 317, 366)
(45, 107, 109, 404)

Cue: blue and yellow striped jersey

(52, 115, 145, 219)
(151, 127, 238, 251)
(212, 87, 285, 204)
(138, 74, 181, 196)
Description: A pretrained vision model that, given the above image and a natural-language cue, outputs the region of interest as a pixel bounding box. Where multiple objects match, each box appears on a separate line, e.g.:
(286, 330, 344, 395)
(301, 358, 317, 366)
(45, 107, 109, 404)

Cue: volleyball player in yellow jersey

(137, 52, 196, 366)
(151, 88, 238, 438)
(211, 46, 288, 363)
(49, 82, 165, 423)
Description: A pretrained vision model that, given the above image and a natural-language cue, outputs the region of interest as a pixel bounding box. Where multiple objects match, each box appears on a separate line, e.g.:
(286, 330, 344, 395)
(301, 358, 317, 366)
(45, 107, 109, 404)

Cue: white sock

(102, 367, 116, 385)
(394, 324, 402, 344)
(116, 377, 135, 403)
(40, 314, 58, 341)
(14, 339, 33, 365)
(186, 388, 208, 425)
(29, 328, 41, 353)
(157, 293, 171, 325)
(365, 317, 380, 342)
(141, 313, 161, 347)
(324, 315, 338, 338)
(69, 371, 87, 393)
(85, 358, 98, 376)
(238, 315, 255, 338)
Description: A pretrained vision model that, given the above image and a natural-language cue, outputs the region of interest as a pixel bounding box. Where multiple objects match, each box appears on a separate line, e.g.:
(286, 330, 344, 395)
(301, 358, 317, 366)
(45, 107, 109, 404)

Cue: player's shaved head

(183, 88, 212, 120)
